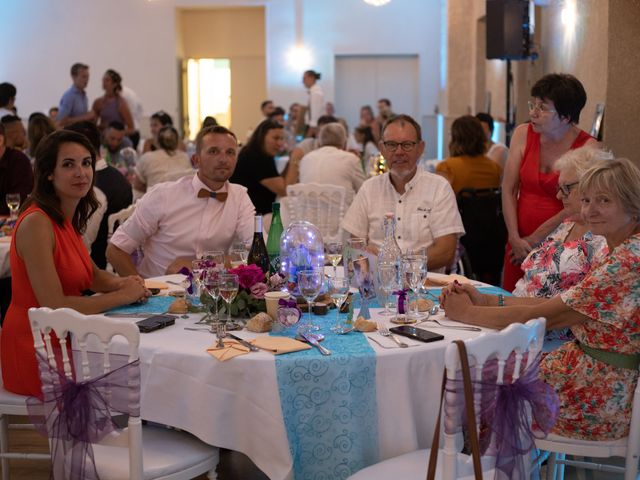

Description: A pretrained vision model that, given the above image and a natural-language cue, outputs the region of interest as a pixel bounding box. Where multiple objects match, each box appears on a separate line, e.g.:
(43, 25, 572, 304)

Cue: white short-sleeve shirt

(341, 170, 465, 254)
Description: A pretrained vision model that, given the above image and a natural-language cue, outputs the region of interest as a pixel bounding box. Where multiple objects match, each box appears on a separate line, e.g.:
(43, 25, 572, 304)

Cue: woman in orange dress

(502, 74, 596, 291)
(1, 130, 149, 396)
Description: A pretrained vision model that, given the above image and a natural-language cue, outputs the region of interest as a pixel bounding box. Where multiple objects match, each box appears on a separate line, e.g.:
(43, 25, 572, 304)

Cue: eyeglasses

(527, 101, 556, 114)
(557, 181, 579, 196)
(381, 141, 418, 152)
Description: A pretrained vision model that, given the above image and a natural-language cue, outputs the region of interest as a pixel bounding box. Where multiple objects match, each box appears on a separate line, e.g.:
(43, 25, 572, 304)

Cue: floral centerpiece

(180, 263, 286, 319)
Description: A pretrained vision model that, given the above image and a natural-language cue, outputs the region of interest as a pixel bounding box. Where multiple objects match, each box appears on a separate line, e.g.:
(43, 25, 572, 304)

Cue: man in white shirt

(342, 114, 464, 271)
(106, 126, 255, 278)
(299, 122, 366, 206)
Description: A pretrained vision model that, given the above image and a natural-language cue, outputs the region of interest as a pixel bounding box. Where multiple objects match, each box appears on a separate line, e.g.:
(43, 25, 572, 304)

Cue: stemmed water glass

(202, 268, 220, 325)
(328, 276, 350, 333)
(218, 273, 239, 327)
(202, 250, 225, 267)
(346, 237, 367, 287)
(297, 269, 324, 331)
(230, 241, 249, 266)
(378, 263, 401, 316)
(5, 193, 20, 221)
(325, 241, 343, 278)
(402, 253, 428, 322)
(190, 259, 208, 308)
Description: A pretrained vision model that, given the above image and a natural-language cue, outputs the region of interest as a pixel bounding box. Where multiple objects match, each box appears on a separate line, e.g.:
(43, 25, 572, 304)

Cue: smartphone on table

(136, 315, 175, 333)
(389, 326, 444, 343)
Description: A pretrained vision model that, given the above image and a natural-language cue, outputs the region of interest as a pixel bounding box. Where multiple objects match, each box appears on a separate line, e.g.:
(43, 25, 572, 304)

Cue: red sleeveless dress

(502, 124, 592, 292)
(1, 206, 93, 396)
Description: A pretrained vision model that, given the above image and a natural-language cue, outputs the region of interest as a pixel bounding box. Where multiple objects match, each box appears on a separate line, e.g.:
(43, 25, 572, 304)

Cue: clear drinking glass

(325, 241, 344, 278)
(201, 250, 225, 267)
(328, 276, 350, 332)
(202, 268, 220, 325)
(402, 253, 428, 321)
(218, 273, 239, 326)
(378, 263, 401, 316)
(297, 269, 323, 331)
(5, 193, 20, 221)
(346, 237, 367, 287)
(190, 259, 208, 307)
(230, 241, 249, 265)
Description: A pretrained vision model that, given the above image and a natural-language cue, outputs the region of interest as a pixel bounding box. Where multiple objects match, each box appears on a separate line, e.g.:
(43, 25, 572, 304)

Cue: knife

(104, 312, 173, 318)
(225, 333, 261, 352)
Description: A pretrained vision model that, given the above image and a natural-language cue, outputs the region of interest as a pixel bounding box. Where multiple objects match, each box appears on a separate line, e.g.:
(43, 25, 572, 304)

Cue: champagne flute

(191, 259, 208, 308)
(325, 241, 343, 278)
(5, 193, 20, 221)
(402, 253, 428, 321)
(328, 276, 350, 333)
(218, 273, 239, 327)
(203, 268, 220, 325)
(297, 269, 323, 331)
(378, 263, 401, 316)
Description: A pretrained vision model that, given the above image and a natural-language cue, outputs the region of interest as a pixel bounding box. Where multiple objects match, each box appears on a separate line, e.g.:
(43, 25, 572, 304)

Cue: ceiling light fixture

(363, 0, 392, 6)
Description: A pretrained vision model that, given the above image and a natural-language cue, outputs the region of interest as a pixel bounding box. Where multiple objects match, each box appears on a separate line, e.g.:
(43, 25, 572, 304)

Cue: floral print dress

(539, 233, 640, 440)
(514, 221, 608, 342)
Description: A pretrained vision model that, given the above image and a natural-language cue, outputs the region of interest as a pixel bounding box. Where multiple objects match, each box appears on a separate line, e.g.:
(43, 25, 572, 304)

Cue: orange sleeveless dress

(1, 206, 93, 396)
(502, 125, 592, 292)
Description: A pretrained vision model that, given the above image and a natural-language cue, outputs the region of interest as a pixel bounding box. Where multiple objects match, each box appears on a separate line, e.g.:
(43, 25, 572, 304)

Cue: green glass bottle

(266, 202, 284, 274)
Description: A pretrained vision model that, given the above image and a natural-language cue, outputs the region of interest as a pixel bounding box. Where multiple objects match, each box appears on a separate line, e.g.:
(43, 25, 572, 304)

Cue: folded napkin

(144, 280, 169, 290)
(207, 340, 250, 362)
(251, 336, 311, 355)
(424, 273, 474, 287)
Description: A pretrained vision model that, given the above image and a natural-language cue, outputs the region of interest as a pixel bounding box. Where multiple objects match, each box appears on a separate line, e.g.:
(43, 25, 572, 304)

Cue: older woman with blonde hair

(442, 156, 640, 440)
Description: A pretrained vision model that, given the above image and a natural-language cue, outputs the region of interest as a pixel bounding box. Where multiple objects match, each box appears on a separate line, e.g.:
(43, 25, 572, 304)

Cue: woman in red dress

(1, 130, 149, 396)
(502, 74, 596, 291)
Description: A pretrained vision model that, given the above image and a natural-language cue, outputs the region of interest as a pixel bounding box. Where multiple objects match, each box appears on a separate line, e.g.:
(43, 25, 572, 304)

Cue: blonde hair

(554, 146, 614, 179)
(579, 157, 640, 218)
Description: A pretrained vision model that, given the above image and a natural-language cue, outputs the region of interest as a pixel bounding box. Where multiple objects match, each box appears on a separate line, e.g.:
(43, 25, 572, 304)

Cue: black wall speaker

(486, 0, 533, 60)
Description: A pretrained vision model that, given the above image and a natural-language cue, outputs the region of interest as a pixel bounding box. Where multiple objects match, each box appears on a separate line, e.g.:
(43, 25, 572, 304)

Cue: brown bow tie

(197, 188, 228, 202)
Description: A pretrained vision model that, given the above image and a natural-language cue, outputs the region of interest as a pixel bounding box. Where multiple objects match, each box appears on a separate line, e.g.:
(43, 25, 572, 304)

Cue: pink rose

(249, 282, 268, 299)
(228, 264, 265, 289)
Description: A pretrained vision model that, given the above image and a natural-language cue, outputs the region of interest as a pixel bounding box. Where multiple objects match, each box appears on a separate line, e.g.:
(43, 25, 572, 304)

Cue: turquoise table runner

(272, 317, 378, 479)
(105, 295, 175, 314)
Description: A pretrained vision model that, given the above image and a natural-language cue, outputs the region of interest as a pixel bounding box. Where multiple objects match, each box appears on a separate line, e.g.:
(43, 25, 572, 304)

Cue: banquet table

(102, 274, 494, 480)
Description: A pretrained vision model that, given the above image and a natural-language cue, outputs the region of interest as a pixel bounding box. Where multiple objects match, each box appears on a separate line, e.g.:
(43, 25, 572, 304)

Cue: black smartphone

(389, 326, 444, 343)
(136, 315, 176, 333)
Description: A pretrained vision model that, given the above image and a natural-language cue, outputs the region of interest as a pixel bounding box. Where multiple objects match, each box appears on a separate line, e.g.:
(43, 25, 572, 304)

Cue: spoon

(332, 326, 355, 335)
(298, 332, 332, 355)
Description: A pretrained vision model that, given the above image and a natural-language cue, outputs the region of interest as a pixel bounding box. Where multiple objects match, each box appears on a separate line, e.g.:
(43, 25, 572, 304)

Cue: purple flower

(249, 282, 268, 299)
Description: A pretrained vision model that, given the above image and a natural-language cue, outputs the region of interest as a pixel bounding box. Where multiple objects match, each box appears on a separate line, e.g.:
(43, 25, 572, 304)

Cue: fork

(378, 324, 408, 348)
(415, 318, 481, 332)
(366, 336, 418, 349)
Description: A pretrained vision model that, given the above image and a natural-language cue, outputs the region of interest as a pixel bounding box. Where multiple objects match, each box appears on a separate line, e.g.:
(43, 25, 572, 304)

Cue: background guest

(0, 122, 33, 216)
(476, 112, 508, 169)
(436, 115, 502, 194)
(502, 73, 596, 291)
(0, 83, 16, 118)
(26, 112, 56, 162)
(142, 110, 186, 153)
(1, 115, 28, 151)
(353, 125, 379, 173)
(92, 69, 134, 135)
(230, 119, 299, 215)
(56, 63, 95, 127)
(302, 69, 324, 137)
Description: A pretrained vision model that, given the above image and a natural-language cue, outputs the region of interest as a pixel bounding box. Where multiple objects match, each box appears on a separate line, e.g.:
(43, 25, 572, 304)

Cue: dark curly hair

(21, 130, 99, 233)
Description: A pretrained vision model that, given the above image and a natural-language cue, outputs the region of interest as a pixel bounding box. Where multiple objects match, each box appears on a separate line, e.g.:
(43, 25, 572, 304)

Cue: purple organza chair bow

(445, 353, 559, 479)
(28, 351, 140, 480)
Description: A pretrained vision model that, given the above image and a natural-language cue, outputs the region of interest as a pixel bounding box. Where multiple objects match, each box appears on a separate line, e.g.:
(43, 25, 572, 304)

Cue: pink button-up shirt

(110, 174, 255, 277)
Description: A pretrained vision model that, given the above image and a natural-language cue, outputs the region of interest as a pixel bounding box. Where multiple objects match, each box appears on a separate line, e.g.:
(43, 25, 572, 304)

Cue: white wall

(0, 0, 443, 134)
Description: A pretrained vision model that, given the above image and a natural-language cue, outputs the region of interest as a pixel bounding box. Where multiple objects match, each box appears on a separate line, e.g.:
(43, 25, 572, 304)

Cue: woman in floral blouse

(441, 157, 640, 440)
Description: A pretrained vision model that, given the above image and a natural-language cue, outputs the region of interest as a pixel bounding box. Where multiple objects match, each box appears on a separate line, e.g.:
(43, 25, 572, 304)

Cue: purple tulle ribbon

(278, 297, 298, 309)
(445, 353, 559, 479)
(393, 289, 408, 314)
(178, 266, 194, 294)
(27, 351, 141, 480)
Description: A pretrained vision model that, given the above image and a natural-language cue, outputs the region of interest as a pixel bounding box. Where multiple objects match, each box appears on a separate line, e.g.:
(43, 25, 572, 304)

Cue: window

(186, 58, 231, 140)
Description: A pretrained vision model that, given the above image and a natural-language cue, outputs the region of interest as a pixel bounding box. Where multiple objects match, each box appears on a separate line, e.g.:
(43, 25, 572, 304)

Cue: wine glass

(5, 193, 20, 221)
(325, 241, 343, 278)
(402, 253, 428, 321)
(218, 273, 239, 327)
(201, 250, 225, 267)
(190, 259, 208, 307)
(230, 240, 249, 266)
(297, 269, 323, 331)
(328, 276, 350, 333)
(378, 263, 401, 316)
(202, 268, 220, 325)
(346, 237, 367, 287)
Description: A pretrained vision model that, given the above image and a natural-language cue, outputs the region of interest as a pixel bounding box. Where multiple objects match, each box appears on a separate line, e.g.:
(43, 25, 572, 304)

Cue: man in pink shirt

(106, 126, 255, 278)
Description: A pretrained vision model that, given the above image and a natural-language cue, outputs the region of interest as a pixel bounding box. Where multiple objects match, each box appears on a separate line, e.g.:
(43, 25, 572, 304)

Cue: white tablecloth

(105, 274, 489, 480)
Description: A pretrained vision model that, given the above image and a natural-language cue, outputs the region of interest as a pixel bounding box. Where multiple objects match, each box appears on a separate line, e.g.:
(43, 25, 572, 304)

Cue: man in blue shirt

(57, 63, 96, 127)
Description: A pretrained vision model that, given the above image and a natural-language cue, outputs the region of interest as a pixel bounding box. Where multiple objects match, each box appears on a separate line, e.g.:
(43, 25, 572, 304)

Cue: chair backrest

(28, 307, 143, 478)
(107, 203, 136, 238)
(284, 183, 347, 242)
(456, 188, 507, 284)
(441, 317, 547, 478)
